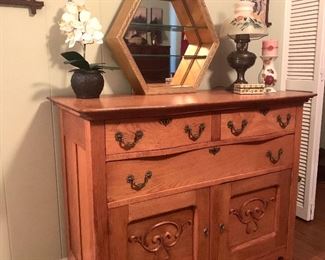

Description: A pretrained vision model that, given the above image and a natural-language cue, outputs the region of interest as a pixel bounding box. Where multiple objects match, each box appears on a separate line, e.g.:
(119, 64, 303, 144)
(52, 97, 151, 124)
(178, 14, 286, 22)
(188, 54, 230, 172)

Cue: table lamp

(220, 0, 268, 89)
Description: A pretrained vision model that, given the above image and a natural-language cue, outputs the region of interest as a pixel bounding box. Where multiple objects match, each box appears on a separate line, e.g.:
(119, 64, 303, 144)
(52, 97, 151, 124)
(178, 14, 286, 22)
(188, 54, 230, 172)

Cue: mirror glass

(124, 0, 191, 85)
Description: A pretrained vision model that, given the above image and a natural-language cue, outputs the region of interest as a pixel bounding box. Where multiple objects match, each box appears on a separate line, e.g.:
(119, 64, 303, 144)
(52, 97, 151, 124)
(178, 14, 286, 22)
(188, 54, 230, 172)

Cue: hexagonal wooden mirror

(106, 0, 219, 95)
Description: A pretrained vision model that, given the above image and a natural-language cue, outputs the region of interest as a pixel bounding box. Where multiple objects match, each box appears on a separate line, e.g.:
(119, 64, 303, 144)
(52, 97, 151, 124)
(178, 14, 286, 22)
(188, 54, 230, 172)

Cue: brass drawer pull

(209, 147, 221, 155)
(184, 123, 206, 141)
(266, 149, 283, 164)
(115, 130, 143, 150)
(227, 119, 248, 136)
(127, 171, 152, 191)
(277, 114, 291, 129)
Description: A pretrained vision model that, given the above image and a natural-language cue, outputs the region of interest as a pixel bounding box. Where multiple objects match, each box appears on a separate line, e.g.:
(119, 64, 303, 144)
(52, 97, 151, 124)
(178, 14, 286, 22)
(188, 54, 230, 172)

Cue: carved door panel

(128, 209, 193, 260)
(108, 188, 210, 260)
(211, 170, 291, 260)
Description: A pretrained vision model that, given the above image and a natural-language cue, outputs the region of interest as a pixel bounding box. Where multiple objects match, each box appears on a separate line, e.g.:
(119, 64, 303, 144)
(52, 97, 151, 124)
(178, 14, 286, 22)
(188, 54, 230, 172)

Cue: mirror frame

(106, 0, 219, 95)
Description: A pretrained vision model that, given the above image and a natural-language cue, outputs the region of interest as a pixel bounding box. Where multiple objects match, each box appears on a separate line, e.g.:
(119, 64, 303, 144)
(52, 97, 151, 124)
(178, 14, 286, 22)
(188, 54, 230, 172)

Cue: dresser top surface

(49, 90, 315, 120)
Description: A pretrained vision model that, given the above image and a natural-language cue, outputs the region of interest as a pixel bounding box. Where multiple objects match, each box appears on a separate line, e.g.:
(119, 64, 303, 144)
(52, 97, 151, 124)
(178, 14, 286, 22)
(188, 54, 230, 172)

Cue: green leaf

(64, 59, 81, 64)
(61, 51, 84, 61)
(89, 64, 102, 70)
(89, 63, 120, 71)
(98, 65, 120, 70)
(61, 51, 90, 70)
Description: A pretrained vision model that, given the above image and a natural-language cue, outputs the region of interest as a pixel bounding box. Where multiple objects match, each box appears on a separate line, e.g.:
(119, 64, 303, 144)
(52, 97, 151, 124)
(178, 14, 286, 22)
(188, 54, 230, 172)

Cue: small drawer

(221, 107, 296, 140)
(105, 114, 211, 156)
(106, 135, 294, 203)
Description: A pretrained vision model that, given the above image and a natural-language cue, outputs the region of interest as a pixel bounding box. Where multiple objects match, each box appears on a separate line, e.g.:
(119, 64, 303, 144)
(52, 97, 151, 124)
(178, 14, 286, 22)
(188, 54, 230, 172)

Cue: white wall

(0, 0, 285, 259)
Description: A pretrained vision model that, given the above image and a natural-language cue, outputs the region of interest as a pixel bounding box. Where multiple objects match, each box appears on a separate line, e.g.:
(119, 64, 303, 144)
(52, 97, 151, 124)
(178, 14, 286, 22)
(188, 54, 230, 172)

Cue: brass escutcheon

(159, 118, 172, 127)
(209, 147, 221, 155)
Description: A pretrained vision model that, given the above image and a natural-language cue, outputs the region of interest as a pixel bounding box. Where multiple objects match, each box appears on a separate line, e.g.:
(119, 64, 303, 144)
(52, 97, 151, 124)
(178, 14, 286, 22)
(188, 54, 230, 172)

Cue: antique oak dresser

(49, 90, 314, 260)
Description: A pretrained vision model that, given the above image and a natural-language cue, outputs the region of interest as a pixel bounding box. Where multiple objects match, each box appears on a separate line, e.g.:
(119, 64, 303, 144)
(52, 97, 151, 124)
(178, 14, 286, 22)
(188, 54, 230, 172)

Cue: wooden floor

(294, 182, 325, 259)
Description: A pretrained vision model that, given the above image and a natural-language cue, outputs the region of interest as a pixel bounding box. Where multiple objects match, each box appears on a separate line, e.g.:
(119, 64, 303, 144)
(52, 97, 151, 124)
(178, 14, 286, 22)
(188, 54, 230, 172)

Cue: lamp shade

(220, 0, 268, 40)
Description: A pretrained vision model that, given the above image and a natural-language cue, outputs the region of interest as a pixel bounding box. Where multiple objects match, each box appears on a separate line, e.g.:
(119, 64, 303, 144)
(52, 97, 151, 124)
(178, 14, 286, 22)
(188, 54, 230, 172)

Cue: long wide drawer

(105, 114, 212, 156)
(106, 135, 294, 203)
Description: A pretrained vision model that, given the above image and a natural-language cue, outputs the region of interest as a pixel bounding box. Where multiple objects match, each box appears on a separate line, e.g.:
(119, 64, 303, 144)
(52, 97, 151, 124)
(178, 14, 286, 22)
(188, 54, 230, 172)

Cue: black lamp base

(227, 34, 257, 89)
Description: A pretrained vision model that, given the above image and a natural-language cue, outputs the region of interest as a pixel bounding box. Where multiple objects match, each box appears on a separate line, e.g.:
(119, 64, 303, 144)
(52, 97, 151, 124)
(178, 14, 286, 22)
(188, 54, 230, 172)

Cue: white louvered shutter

(282, 0, 325, 220)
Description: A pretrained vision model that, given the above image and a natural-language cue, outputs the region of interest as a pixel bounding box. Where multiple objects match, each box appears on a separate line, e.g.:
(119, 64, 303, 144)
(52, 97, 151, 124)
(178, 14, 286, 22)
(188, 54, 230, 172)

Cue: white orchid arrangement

(59, 0, 118, 72)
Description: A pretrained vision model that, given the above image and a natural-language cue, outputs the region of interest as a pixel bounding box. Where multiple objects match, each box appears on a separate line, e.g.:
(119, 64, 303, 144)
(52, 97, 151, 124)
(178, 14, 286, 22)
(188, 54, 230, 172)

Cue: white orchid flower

(60, 22, 74, 32)
(74, 29, 83, 42)
(87, 17, 102, 32)
(61, 12, 76, 23)
(93, 31, 104, 43)
(60, 0, 105, 54)
(65, 32, 76, 48)
(80, 10, 91, 23)
(66, 2, 78, 14)
(60, 11, 78, 32)
(71, 20, 84, 31)
(65, 29, 83, 48)
(82, 32, 94, 44)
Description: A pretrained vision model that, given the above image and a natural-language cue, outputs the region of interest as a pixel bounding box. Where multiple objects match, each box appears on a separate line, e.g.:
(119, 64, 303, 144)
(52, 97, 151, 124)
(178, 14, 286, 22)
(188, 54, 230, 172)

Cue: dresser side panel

(60, 111, 108, 260)
(83, 121, 109, 260)
(63, 138, 82, 260)
(60, 110, 88, 260)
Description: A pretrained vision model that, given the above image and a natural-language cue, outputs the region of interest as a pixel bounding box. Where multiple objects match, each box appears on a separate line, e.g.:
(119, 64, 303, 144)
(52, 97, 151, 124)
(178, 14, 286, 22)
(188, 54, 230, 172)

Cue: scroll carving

(229, 197, 275, 234)
(128, 220, 192, 259)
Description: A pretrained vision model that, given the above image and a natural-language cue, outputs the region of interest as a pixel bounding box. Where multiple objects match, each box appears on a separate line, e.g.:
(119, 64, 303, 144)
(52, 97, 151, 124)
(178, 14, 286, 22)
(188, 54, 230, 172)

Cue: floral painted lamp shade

(220, 0, 268, 40)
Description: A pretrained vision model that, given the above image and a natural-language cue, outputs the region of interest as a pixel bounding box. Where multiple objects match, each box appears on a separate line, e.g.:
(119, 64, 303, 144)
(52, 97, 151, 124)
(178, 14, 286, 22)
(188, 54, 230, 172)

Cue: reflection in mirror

(124, 0, 205, 85)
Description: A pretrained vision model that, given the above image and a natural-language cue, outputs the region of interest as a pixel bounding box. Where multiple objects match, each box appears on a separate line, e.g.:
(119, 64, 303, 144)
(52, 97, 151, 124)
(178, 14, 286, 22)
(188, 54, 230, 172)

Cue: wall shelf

(0, 0, 44, 15)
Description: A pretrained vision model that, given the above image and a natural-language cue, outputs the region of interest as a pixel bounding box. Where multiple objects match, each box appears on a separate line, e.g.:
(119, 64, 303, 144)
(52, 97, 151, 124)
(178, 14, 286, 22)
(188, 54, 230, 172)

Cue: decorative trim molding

(0, 0, 44, 15)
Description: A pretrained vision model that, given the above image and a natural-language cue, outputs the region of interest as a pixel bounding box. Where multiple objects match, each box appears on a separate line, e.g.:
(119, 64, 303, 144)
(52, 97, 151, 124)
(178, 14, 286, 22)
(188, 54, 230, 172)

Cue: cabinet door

(211, 170, 291, 260)
(108, 188, 210, 260)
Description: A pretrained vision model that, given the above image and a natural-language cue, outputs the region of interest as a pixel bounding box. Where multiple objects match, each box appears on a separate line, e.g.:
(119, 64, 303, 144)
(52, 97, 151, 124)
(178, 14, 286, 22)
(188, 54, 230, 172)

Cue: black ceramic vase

(71, 69, 104, 99)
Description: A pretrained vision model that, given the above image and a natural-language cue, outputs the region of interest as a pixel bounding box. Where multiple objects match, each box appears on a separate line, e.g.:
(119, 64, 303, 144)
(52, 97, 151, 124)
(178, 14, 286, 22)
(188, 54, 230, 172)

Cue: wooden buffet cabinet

(49, 90, 314, 260)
